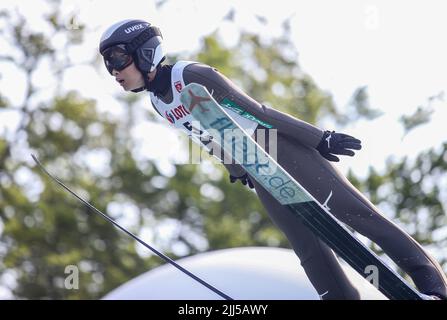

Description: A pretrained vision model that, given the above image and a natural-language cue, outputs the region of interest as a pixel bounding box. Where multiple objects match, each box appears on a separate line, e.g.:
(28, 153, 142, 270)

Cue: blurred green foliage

(0, 2, 445, 299)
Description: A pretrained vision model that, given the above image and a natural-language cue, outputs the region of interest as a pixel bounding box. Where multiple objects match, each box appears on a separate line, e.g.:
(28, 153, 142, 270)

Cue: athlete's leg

(268, 133, 447, 298)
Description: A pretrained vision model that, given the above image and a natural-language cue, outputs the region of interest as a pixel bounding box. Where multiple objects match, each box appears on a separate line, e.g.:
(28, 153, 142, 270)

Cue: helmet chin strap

(130, 87, 144, 93)
(130, 85, 146, 93)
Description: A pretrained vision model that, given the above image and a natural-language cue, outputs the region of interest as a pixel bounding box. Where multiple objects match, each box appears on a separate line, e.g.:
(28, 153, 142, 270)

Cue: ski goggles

(102, 44, 133, 74)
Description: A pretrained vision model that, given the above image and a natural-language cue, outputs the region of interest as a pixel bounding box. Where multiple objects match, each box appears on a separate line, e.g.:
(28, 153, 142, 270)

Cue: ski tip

(31, 154, 45, 170)
(31, 153, 40, 164)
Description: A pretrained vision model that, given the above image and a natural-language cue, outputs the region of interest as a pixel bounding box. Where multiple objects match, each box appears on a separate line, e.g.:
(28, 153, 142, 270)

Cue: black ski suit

(148, 62, 447, 299)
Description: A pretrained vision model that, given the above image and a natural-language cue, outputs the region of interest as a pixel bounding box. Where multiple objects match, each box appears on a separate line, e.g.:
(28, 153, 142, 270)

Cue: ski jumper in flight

(99, 19, 447, 299)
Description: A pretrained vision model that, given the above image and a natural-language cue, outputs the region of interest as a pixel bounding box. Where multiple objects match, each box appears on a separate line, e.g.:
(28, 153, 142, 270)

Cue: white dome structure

(103, 247, 386, 300)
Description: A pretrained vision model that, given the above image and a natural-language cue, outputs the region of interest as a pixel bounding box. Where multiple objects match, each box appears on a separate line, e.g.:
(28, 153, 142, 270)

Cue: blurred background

(0, 0, 446, 299)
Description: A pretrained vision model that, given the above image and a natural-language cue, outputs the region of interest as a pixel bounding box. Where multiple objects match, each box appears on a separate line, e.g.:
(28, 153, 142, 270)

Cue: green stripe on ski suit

(220, 98, 274, 129)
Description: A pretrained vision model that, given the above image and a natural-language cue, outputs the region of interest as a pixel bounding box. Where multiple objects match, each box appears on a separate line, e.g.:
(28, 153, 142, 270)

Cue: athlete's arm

(183, 63, 362, 162)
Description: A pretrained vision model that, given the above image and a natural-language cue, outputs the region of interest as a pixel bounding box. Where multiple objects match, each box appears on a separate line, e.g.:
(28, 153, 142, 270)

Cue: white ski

(180, 83, 424, 300)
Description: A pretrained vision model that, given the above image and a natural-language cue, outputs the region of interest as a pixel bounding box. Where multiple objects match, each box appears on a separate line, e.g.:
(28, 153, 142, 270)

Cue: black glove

(229, 173, 255, 189)
(316, 130, 362, 162)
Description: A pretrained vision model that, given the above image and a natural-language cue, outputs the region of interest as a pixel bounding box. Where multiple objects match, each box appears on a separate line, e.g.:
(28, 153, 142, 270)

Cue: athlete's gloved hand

(316, 130, 362, 162)
(229, 173, 255, 189)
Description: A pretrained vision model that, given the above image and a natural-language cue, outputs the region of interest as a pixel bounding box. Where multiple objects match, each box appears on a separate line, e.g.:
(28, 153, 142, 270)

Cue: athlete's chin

(123, 83, 143, 92)
(122, 85, 134, 92)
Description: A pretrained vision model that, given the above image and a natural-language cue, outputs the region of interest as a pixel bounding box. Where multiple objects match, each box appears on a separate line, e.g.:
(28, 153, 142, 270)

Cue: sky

(1, 0, 447, 298)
